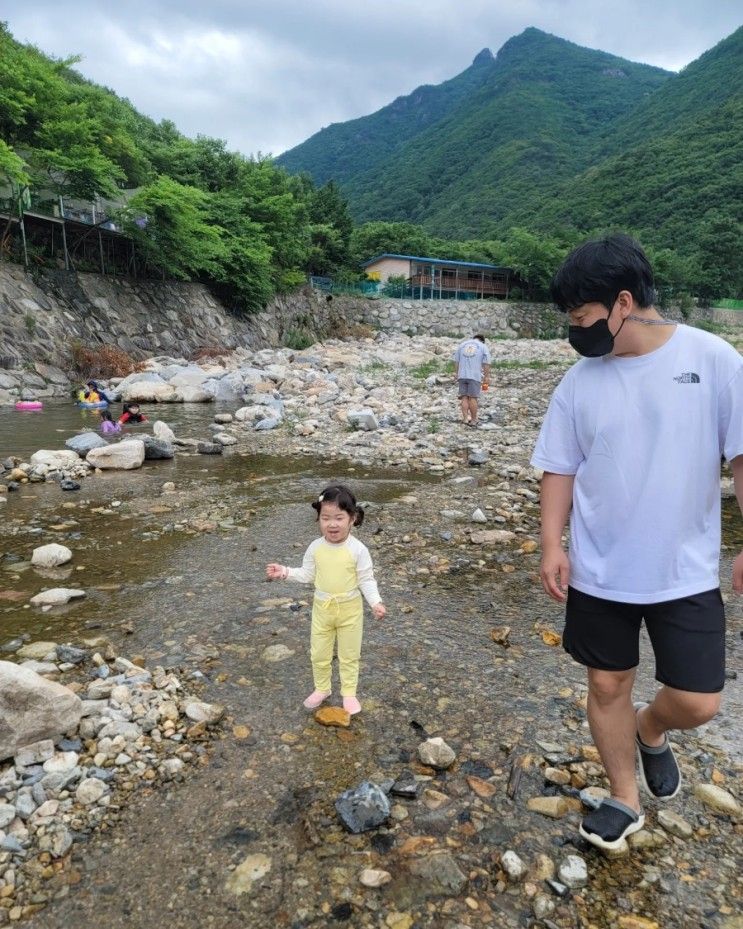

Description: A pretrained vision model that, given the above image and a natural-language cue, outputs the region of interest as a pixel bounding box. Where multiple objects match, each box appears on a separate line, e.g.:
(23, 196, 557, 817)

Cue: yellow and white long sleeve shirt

(286, 536, 381, 607)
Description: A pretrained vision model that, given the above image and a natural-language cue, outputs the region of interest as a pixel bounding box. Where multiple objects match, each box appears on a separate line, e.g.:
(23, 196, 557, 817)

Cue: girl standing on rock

(266, 484, 386, 715)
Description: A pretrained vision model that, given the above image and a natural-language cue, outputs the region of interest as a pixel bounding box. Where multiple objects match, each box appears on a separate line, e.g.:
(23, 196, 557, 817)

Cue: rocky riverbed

(0, 332, 741, 929)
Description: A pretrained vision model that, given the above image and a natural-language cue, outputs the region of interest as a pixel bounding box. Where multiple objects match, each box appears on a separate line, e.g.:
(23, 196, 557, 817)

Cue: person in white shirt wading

(532, 234, 743, 850)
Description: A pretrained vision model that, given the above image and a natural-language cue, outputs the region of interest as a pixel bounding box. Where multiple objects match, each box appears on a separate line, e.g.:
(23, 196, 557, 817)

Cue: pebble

(335, 781, 390, 833)
(314, 706, 350, 728)
(657, 809, 693, 839)
(693, 783, 741, 817)
(417, 736, 456, 769)
(359, 868, 392, 888)
(527, 796, 570, 818)
(501, 849, 528, 881)
(261, 644, 295, 662)
(557, 854, 588, 889)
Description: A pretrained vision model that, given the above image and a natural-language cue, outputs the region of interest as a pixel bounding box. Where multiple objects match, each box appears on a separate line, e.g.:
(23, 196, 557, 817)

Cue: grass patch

(490, 360, 567, 370)
(411, 358, 455, 379)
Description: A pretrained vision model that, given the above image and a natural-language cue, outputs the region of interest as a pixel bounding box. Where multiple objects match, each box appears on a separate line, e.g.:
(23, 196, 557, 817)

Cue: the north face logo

(673, 372, 700, 383)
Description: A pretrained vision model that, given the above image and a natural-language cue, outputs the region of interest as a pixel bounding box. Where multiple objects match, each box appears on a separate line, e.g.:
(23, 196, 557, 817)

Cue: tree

(350, 221, 433, 267)
(501, 228, 567, 299)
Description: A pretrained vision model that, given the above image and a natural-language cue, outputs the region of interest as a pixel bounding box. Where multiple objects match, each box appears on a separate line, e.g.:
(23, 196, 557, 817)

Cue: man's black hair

(550, 233, 655, 313)
(473, 334, 485, 343)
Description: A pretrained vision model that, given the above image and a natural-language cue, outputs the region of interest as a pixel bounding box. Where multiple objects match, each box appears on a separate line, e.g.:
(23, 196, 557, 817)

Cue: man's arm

(539, 471, 574, 602)
(732, 455, 743, 593)
(482, 362, 491, 385)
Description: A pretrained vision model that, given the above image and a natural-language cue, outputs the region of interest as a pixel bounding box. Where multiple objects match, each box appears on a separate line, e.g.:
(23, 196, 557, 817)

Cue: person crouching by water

(118, 403, 147, 425)
(99, 409, 121, 435)
(266, 484, 386, 715)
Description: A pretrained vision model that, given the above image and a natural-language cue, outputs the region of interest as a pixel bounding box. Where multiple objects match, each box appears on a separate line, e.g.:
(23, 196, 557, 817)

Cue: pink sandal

(343, 696, 362, 715)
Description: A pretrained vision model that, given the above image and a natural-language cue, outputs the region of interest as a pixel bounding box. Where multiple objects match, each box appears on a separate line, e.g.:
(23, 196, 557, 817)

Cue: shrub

(283, 328, 315, 350)
(69, 340, 143, 378)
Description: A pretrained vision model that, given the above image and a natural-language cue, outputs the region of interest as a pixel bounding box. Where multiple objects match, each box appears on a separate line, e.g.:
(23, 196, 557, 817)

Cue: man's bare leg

(459, 396, 470, 423)
(468, 397, 478, 424)
(637, 686, 720, 746)
(587, 667, 641, 811)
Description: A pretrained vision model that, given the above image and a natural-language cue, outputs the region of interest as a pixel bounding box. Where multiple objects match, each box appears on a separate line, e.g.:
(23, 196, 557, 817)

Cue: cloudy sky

(4, 1, 741, 156)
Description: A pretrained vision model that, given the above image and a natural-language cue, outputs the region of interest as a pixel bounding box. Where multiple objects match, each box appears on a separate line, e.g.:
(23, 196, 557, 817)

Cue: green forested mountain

(277, 29, 672, 234)
(277, 26, 743, 298)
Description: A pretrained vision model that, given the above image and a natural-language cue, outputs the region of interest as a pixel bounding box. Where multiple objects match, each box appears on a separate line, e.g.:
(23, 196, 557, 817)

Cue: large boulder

(176, 384, 213, 403)
(347, 409, 379, 431)
(0, 661, 83, 762)
(65, 432, 109, 455)
(169, 368, 210, 388)
(29, 450, 80, 469)
(153, 421, 176, 444)
(141, 436, 174, 460)
(122, 381, 178, 403)
(204, 372, 245, 401)
(86, 439, 145, 470)
(116, 371, 166, 392)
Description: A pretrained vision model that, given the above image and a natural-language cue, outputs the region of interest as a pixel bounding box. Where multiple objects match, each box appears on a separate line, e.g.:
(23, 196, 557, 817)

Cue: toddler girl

(99, 410, 121, 434)
(266, 484, 386, 715)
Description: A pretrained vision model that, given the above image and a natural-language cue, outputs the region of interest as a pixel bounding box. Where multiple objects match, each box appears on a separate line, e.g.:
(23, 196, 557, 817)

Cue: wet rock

(408, 852, 468, 895)
(60, 479, 81, 491)
(359, 868, 391, 888)
(468, 450, 488, 466)
(55, 644, 87, 665)
(261, 644, 294, 662)
(335, 781, 390, 833)
(197, 441, 223, 454)
(153, 421, 176, 444)
(76, 777, 107, 805)
(16, 641, 57, 660)
(470, 528, 517, 544)
(87, 440, 145, 470)
(470, 508, 487, 523)
(65, 432, 108, 455)
(418, 737, 456, 770)
(29, 588, 86, 607)
(141, 436, 175, 460)
(391, 770, 421, 799)
(254, 417, 281, 431)
(693, 783, 741, 817)
(657, 809, 693, 838)
(501, 850, 528, 881)
(314, 706, 350, 728)
(214, 413, 233, 424)
(31, 543, 72, 568)
(527, 796, 570, 818)
(557, 854, 588, 889)
(490, 625, 511, 647)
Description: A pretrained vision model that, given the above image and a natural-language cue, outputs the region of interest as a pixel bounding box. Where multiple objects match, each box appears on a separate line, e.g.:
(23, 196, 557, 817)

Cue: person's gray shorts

(458, 378, 481, 398)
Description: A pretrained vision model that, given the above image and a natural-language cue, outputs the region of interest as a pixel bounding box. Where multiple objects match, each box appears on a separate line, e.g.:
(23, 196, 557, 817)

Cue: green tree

(350, 221, 433, 266)
(501, 228, 567, 299)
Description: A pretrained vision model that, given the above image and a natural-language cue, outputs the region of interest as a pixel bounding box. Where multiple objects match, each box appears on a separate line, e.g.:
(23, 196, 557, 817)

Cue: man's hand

(540, 546, 570, 602)
(733, 550, 743, 594)
(266, 563, 286, 581)
(372, 603, 386, 619)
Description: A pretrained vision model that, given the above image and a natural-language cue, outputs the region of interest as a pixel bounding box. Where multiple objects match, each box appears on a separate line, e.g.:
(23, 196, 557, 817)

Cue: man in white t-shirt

(531, 234, 743, 851)
(452, 334, 491, 427)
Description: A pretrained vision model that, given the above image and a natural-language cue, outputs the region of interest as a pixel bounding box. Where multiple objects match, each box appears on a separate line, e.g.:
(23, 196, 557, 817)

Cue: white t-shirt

(531, 325, 743, 603)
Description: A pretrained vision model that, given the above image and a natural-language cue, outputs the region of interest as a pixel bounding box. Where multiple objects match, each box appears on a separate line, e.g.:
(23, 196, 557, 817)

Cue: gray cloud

(3, 1, 741, 155)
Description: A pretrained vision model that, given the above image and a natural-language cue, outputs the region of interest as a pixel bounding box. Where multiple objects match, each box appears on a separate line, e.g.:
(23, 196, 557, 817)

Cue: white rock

(359, 868, 392, 887)
(471, 508, 488, 523)
(417, 736, 456, 770)
(154, 421, 176, 443)
(30, 588, 86, 607)
(76, 778, 107, 805)
(14, 739, 55, 768)
(29, 449, 80, 469)
(87, 440, 145, 470)
(347, 408, 379, 431)
(225, 853, 272, 896)
(693, 784, 741, 817)
(557, 855, 588, 889)
(261, 644, 295, 663)
(122, 381, 178, 403)
(42, 751, 79, 774)
(501, 850, 528, 881)
(184, 701, 225, 724)
(31, 543, 73, 568)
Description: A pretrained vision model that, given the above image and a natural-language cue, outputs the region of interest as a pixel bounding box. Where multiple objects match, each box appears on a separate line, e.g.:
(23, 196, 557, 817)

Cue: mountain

(277, 29, 672, 235)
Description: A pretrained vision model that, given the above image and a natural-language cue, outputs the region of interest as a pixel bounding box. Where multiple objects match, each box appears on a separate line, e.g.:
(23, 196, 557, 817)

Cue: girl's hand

(266, 563, 286, 581)
(372, 603, 386, 619)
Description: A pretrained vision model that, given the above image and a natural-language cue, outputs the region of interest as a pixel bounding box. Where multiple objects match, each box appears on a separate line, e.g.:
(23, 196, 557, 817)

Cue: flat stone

(224, 853, 272, 896)
(359, 868, 392, 888)
(418, 736, 456, 770)
(29, 588, 86, 607)
(184, 701, 225, 724)
(314, 706, 351, 728)
(261, 644, 294, 662)
(657, 809, 693, 838)
(31, 544, 73, 568)
(16, 641, 58, 660)
(335, 781, 390, 833)
(527, 796, 570, 818)
(693, 783, 741, 817)
(470, 529, 517, 544)
(557, 854, 588, 889)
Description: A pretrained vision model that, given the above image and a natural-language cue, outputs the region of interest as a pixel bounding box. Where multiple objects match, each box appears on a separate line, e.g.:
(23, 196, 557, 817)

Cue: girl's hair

(311, 484, 364, 527)
(100, 409, 113, 421)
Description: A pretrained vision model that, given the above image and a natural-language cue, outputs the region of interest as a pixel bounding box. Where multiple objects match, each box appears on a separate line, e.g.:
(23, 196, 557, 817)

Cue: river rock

(55, 644, 87, 664)
(16, 641, 58, 660)
(347, 409, 379, 431)
(214, 413, 233, 424)
(141, 435, 175, 460)
(65, 432, 108, 455)
(177, 384, 213, 403)
(30, 588, 86, 607)
(693, 784, 741, 817)
(468, 450, 488, 466)
(214, 433, 237, 446)
(0, 661, 83, 761)
(335, 781, 390, 833)
(14, 739, 55, 767)
(254, 417, 281, 431)
(153, 421, 176, 443)
(76, 777, 107, 805)
(527, 796, 570, 818)
(261, 644, 294, 662)
(29, 449, 80, 470)
(501, 850, 528, 881)
(359, 868, 392, 888)
(197, 441, 223, 454)
(314, 706, 351, 728)
(557, 854, 588, 889)
(224, 853, 272, 896)
(418, 736, 456, 769)
(184, 701, 225, 724)
(0, 805, 16, 829)
(86, 440, 145, 470)
(31, 543, 73, 568)
(471, 508, 488, 523)
(657, 809, 693, 838)
(470, 529, 517, 544)
(408, 853, 468, 895)
(122, 381, 177, 403)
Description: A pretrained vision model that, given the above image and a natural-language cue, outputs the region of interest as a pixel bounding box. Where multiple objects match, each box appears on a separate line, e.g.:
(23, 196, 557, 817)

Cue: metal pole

(98, 230, 105, 274)
(18, 192, 29, 270)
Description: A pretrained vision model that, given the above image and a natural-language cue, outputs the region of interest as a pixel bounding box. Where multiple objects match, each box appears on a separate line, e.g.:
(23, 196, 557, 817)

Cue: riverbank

(0, 332, 740, 929)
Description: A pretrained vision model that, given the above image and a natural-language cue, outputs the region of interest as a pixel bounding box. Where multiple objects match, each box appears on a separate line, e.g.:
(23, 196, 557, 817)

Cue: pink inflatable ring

(15, 400, 43, 411)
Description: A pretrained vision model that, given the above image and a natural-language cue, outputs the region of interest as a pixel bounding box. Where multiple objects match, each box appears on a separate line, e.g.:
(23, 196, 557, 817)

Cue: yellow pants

(311, 594, 364, 696)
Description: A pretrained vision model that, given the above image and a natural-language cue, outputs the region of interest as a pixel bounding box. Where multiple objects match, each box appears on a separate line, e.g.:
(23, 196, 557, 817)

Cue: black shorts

(564, 586, 726, 693)
(458, 378, 481, 398)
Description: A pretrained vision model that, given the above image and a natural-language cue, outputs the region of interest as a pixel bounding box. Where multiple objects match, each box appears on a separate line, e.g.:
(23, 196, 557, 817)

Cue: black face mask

(568, 306, 625, 357)
(568, 317, 614, 357)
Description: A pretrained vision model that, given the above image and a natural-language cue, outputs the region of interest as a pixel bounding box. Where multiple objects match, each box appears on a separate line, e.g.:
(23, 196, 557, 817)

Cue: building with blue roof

(361, 253, 513, 299)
